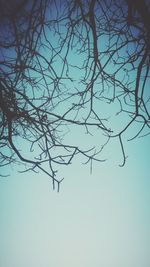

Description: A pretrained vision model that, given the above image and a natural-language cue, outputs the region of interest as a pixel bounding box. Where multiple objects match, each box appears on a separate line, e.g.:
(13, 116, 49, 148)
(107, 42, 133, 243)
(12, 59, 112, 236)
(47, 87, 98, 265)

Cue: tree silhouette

(0, 0, 150, 190)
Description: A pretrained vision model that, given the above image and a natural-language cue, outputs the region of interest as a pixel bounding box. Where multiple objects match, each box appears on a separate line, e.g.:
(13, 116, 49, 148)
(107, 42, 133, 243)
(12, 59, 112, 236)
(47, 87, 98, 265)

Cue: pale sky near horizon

(0, 132, 150, 267)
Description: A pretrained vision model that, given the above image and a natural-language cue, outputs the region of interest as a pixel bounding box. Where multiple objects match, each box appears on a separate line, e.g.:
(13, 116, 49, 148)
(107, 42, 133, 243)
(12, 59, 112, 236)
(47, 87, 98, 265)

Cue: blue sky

(0, 132, 150, 267)
(0, 1, 150, 266)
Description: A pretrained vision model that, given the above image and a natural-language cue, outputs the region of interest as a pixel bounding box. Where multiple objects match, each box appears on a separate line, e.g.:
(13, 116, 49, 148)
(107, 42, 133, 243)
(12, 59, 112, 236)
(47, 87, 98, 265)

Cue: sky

(0, 132, 150, 267)
(0, 1, 150, 266)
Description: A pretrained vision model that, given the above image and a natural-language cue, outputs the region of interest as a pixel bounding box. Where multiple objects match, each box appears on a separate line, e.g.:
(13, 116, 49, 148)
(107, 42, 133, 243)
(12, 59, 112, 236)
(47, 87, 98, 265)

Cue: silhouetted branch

(0, 0, 150, 188)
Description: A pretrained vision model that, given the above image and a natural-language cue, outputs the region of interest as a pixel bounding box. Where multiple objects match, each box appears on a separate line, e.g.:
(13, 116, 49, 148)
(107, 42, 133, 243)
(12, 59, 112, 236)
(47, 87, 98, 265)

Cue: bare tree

(0, 0, 150, 190)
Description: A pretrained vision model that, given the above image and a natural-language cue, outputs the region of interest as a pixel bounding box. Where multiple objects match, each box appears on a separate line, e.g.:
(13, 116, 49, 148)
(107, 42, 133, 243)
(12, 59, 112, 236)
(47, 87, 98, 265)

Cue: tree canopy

(0, 0, 150, 190)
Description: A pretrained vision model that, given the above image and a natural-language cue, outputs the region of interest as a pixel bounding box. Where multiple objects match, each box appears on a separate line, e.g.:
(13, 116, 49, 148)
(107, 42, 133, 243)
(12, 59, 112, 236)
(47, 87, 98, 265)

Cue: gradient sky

(0, 132, 150, 267)
(0, 1, 150, 266)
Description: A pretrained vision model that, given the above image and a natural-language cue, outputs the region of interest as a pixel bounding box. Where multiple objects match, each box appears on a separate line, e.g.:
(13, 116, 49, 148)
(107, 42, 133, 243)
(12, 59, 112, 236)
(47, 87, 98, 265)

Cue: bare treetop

(0, 0, 150, 190)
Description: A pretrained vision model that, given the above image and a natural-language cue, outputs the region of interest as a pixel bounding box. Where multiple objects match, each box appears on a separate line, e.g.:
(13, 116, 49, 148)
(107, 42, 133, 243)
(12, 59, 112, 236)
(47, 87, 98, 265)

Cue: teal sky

(0, 133, 150, 267)
(0, 1, 150, 266)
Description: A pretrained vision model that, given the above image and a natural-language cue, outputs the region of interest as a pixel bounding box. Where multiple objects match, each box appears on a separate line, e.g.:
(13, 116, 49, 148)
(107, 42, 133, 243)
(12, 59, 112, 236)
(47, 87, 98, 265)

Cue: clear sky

(0, 132, 150, 267)
(0, 1, 150, 266)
